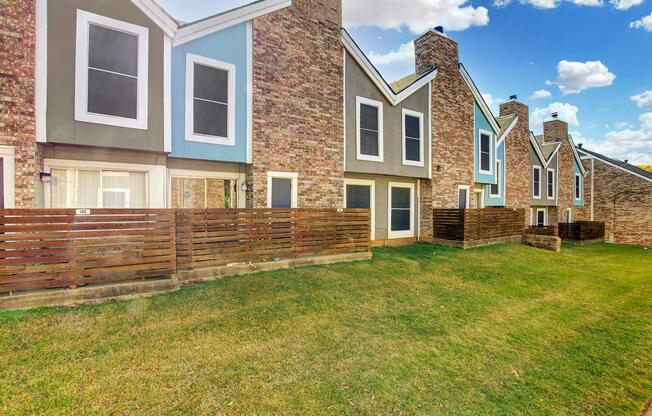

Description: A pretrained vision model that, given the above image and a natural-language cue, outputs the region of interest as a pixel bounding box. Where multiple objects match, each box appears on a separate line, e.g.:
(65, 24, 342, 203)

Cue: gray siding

(345, 53, 430, 179)
(46, 0, 165, 152)
(529, 145, 558, 206)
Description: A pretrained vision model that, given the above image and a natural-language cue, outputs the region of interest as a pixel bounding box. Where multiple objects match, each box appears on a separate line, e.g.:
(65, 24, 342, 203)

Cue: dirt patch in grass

(642, 396, 652, 416)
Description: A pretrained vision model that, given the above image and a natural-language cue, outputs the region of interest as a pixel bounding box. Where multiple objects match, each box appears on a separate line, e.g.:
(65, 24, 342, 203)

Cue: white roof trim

(496, 116, 518, 146)
(578, 148, 652, 183)
(174, 0, 291, 46)
(529, 133, 559, 168)
(341, 31, 437, 107)
(567, 134, 587, 176)
(458, 65, 500, 134)
(130, 0, 178, 37)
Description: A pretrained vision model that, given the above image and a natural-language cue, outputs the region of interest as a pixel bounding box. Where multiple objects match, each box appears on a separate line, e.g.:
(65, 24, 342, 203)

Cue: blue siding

(573, 159, 584, 206)
(170, 23, 248, 163)
(474, 102, 497, 185)
(484, 140, 506, 206)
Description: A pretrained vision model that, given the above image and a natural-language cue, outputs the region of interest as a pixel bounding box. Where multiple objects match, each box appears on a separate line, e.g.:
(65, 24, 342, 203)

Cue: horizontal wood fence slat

(0, 208, 371, 295)
(558, 221, 605, 241)
(433, 208, 526, 242)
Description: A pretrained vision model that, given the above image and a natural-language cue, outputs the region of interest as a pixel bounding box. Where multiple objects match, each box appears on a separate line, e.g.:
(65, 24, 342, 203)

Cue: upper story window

(490, 160, 501, 197)
(547, 168, 555, 199)
(533, 166, 542, 199)
(479, 130, 493, 174)
(75, 10, 149, 130)
(185, 54, 236, 145)
(575, 174, 582, 200)
(356, 97, 383, 162)
(402, 109, 424, 167)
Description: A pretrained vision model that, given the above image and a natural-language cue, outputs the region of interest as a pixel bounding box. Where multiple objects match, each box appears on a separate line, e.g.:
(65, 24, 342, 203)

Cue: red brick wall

(576, 159, 652, 246)
(543, 119, 575, 223)
(415, 30, 475, 212)
(500, 100, 531, 225)
(249, 0, 344, 208)
(0, 0, 37, 208)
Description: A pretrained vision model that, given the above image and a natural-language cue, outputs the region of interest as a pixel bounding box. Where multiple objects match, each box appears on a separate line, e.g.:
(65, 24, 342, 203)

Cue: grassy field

(1, 243, 651, 415)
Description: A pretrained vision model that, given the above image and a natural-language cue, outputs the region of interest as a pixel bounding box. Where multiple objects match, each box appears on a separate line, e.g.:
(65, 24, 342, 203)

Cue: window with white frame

(458, 186, 470, 209)
(75, 10, 149, 129)
(344, 179, 375, 241)
(356, 97, 383, 162)
(170, 176, 239, 209)
(575, 174, 582, 200)
(533, 166, 542, 199)
(403, 109, 423, 166)
(490, 160, 501, 197)
(388, 182, 414, 239)
(267, 172, 298, 208)
(0, 146, 15, 208)
(536, 208, 547, 227)
(479, 130, 492, 174)
(50, 169, 147, 208)
(186, 54, 235, 145)
(547, 168, 555, 199)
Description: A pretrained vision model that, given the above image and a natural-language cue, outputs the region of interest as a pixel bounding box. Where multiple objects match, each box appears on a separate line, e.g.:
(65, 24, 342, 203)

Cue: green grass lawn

(1, 243, 651, 415)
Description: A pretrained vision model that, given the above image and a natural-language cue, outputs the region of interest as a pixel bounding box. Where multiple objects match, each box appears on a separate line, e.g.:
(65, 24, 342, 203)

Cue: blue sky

(158, 0, 652, 164)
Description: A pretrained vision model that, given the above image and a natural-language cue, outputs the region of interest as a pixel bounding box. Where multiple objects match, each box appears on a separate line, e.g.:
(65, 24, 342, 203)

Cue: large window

(185, 54, 235, 145)
(479, 130, 492, 174)
(344, 179, 375, 241)
(50, 169, 147, 208)
(75, 10, 149, 129)
(388, 183, 414, 239)
(490, 160, 501, 198)
(575, 174, 582, 200)
(356, 97, 383, 162)
(547, 168, 555, 199)
(533, 166, 542, 199)
(267, 172, 298, 208)
(171, 177, 238, 209)
(403, 109, 423, 166)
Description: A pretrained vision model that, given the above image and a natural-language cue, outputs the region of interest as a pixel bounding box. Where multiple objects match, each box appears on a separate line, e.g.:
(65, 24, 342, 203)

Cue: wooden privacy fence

(0, 208, 371, 295)
(558, 221, 605, 241)
(0, 209, 176, 294)
(433, 208, 526, 242)
(525, 226, 558, 236)
(176, 209, 371, 270)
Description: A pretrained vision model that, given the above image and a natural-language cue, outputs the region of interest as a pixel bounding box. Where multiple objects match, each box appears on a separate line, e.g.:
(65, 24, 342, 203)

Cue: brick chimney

(543, 113, 568, 143)
(499, 95, 529, 130)
(414, 26, 459, 77)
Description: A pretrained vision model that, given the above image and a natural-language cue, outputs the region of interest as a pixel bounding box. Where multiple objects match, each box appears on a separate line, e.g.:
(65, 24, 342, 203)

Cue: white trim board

(168, 169, 246, 209)
(478, 129, 494, 175)
(344, 178, 376, 241)
(402, 108, 425, 167)
(496, 116, 518, 146)
(387, 182, 415, 239)
(529, 133, 560, 168)
(130, 0, 178, 37)
(341, 30, 438, 107)
(578, 148, 652, 183)
(0, 146, 16, 208)
(267, 171, 298, 209)
(532, 165, 542, 199)
(458, 64, 500, 133)
(546, 168, 555, 200)
(489, 159, 502, 198)
(356, 96, 384, 163)
(35, 0, 47, 143)
(458, 185, 470, 209)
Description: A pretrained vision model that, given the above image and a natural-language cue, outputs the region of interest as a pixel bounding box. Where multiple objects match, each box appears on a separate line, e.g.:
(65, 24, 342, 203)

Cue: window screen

(360, 104, 379, 156)
(575, 175, 581, 199)
(490, 161, 500, 196)
(405, 115, 421, 162)
(87, 24, 139, 119)
(390, 187, 411, 231)
(480, 133, 491, 172)
(193, 63, 229, 138)
(458, 188, 468, 209)
(548, 170, 554, 198)
(533, 168, 541, 197)
(271, 178, 293, 208)
(346, 185, 371, 209)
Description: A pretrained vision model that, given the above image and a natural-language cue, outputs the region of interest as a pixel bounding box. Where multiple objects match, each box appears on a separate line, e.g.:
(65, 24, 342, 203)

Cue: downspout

(590, 158, 594, 221)
(417, 179, 421, 242)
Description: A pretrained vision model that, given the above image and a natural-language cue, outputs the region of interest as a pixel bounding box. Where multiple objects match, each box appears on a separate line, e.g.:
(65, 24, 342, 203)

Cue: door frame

(388, 181, 415, 239)
(344, 178, 375, 241)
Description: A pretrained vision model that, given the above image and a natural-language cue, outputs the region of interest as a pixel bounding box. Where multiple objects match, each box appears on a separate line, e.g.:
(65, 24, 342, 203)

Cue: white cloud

(482, 93, 506, 115)
(614, 121, 632, 130)
(631, 90, 652, 108)
(570, 130, 588, 145)
(530, 89, 552, 100)
(343, 0, 489, 33)
(590, 113, 652, 164)
(611, 0, 644, 9)
(493, 0, 512, 7)
(530, 102, 580, 132)
(523, 0, 559, 8)
(568, 0, 603, 6)
(631, 13, 652, 31)
(368, 42, 415, 66)
(551, 60, 616, 95)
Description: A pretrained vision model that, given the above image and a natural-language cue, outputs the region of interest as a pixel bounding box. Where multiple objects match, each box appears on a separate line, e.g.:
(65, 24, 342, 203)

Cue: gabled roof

(131, 0, 179, 36)
(529, 133, 559, 168)
(496, 114, 518, 146)
(458, 63, 501, 134)
(341, 29, 438, 106)
(578, 147, 652, 182)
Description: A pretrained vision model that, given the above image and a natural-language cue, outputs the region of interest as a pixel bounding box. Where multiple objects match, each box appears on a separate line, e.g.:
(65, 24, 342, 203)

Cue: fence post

(70, 238, 78, 290)
(170, 209, 177, 279)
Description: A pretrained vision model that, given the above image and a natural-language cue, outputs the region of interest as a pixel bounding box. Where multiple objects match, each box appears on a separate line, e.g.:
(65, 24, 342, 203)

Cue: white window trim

(168, 169, 246, 208)
(575, 173, 582, 201)
(536, 208, 547, 227)
(344, 178, 376, 241)
(546, 168, 555, 200)
(0, 146, 15, 208)
(489, 159, 502, 198)
(43, 159, 166, 208)
(387, 182, 415, 239)
(74, 10, 149, 130)
(533, 166, 542, 199)
(185, 53, 236, 146)
(356, 96, 384, 162)
(458, 185, 470, 209)
(402, 109, 424, 167)
(478, 129, 494, 175)
(267, 171, 298, 209)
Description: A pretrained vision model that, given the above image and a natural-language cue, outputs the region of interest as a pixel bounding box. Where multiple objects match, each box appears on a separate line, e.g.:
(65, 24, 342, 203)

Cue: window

(75, 10, 149, 129)
(479, 130, 492, 174)
(458, 186, 470, 209)
(356, 97, 383, 162)
(0, 146, 15, 208)
(267, 172, 298, 208)
(388, 182, 414, 239)
(402, 109, 423, 166)
(533, 166, 542, 199)
(536, 208, 547, 227)
(50, 169, 147, 208)
(185, 54, 236, 145)
(575, 174, 582, 200)
(344, 179, 375, 241)
(171, 176, 239, 209)
(547, 168, 555, 199)
(490, 160, 501, 197)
